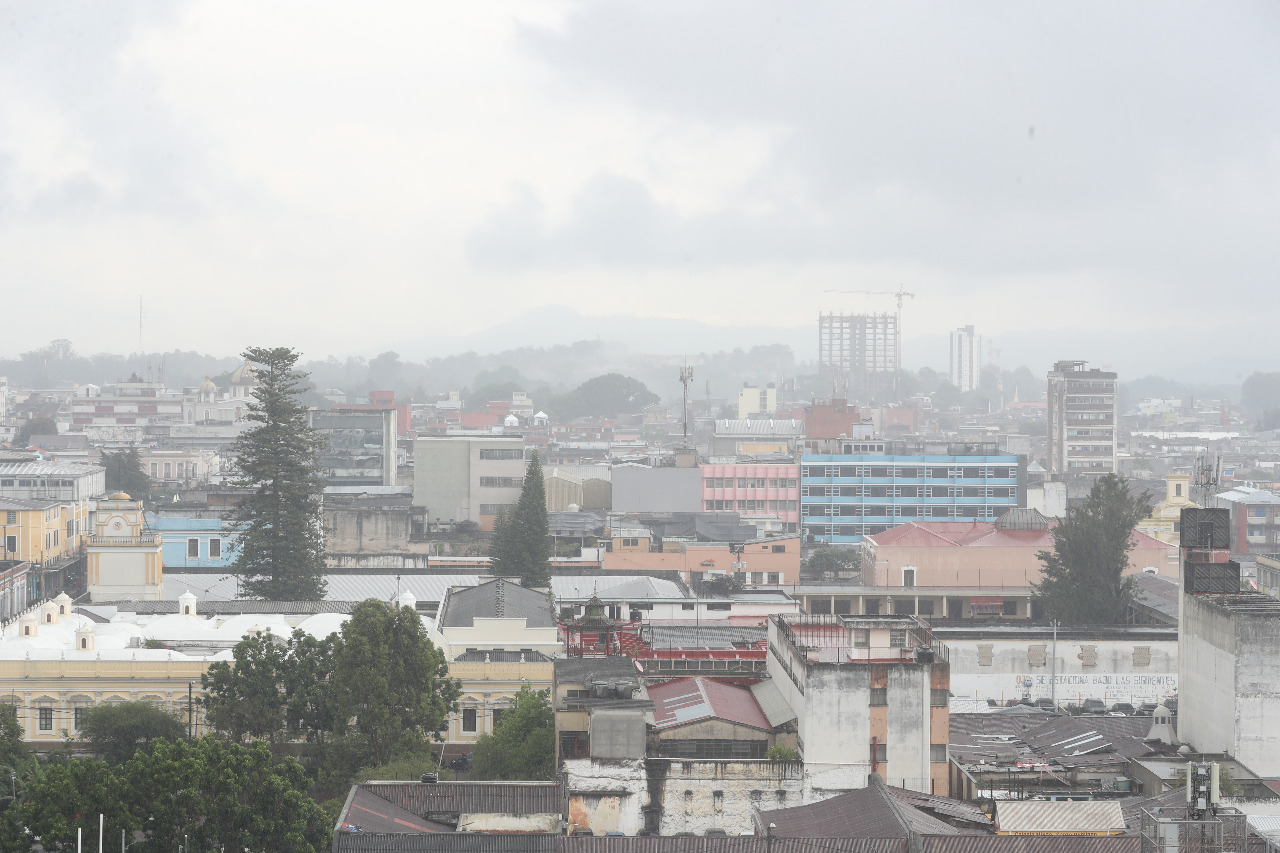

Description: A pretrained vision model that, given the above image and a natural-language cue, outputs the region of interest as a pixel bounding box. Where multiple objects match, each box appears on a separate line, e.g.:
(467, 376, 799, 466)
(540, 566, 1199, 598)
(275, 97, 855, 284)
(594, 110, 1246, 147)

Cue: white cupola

(396, 590, 417, 611)
(39, 600, 59, 626)
(75, 623, 96, 652)
(179, 590, 198, 617)
(18, 612, 37, 638)
(54, 592, 73, 618)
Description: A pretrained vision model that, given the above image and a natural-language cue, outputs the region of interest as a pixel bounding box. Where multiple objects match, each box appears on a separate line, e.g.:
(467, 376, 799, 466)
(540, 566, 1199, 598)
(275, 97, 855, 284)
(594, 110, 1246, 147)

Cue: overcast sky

(1, 1, 1277, 372)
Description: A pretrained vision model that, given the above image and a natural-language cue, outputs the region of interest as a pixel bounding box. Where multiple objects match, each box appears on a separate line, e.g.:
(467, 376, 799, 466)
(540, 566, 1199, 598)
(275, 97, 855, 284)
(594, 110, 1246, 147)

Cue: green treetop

(1033, 474, 1153, 624)
(227, 346, 329, 600)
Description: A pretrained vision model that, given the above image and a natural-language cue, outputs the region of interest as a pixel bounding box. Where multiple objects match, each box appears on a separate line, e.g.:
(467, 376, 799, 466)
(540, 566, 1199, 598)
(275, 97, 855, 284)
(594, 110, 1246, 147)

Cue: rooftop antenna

(679, 360, 694, 440)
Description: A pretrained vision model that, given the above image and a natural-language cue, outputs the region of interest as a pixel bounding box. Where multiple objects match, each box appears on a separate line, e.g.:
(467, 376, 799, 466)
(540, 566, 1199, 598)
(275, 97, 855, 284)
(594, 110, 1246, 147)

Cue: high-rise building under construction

(818, 312, 899, 402)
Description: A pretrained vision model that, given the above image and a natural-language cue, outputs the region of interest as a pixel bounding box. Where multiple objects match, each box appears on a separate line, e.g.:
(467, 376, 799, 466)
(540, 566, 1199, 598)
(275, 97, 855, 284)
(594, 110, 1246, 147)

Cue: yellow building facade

(87, 493, 164, 601)
(1137, 473, 1197, 547)
(0, 498, 74, 565)
(446, 652, 554, 745)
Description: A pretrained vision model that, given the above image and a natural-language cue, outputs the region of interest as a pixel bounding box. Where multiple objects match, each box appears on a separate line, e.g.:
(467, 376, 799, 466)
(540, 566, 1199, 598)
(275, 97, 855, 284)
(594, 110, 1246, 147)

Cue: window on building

(869, 688, 887, 706)
(930, 744, 948, 762)
(188, 538, 200, 559)
(209, 538, 221, 559)
(1002, 599, 1019, 616)
(870, 742, 887, 762)
(491, 708, 504, 730)
(4, 511, 14, 524)
(889, 628, 907, 647)
(771, 544, 786, 553)
(931, 689, 949, 707)
(621, 538, 639, 547)
(902, 568, 916, 588)
(38, 708, 53, 731)
(810, 599, 831, 614)
(462, 709, 477, 732)
(74, 707, 86, 730)
(479, 448, 524, 460)
(4, 536, 14, 554)
(917, 599, 935, 616)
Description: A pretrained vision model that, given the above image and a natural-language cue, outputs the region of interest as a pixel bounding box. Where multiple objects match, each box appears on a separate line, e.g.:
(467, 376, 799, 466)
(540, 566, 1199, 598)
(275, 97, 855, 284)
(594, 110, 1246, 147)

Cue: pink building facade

(701, 463, 801, 533)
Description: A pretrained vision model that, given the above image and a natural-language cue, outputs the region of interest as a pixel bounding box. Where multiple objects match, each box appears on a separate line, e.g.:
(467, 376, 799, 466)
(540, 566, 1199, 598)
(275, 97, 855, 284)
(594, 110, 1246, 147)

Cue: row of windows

(801, 466, 1015, 479)
(478, 504, 515, 515)
(804, 485, 1013, 499)
(0, 479, 80, 488)
(803, 505, 1003, 519)
(705, 499, 798, 512)
(477, 448, 523, 460)
(704, 477, 798, 489)
(479, 476, 524, 488)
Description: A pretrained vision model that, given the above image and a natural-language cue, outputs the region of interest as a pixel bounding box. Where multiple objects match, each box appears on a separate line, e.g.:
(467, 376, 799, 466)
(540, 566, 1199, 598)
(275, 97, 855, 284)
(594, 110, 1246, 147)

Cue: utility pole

(679, 362, 694, 441)
(1050, 620, 1059, 709)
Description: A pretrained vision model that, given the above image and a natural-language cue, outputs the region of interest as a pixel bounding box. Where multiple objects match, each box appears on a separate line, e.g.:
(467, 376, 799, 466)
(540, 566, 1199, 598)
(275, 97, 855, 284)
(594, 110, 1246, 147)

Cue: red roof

(647, 676, 773, 731)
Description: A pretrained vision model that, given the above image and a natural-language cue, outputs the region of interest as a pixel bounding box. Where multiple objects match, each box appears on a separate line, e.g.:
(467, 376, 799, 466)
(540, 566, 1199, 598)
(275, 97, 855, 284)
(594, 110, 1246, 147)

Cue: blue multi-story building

(146, 514, 240, 570)
(800, 440, 1025, 544)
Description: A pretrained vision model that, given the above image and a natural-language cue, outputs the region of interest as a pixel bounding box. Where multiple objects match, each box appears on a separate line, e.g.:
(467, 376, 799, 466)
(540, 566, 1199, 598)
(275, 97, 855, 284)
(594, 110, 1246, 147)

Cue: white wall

(948, 636, 1178, 705)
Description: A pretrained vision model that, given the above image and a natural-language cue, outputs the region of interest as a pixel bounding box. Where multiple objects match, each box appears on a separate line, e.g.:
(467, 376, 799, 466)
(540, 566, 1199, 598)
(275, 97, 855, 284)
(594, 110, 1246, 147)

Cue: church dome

(108, 492, 131, 501)
(229, 362, 257, 385)
(199, 377, 217, 394)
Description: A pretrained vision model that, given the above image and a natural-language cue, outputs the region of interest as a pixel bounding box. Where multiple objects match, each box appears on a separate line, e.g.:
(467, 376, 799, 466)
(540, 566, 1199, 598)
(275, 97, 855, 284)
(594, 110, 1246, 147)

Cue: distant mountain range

(387, 305, 1262, 386)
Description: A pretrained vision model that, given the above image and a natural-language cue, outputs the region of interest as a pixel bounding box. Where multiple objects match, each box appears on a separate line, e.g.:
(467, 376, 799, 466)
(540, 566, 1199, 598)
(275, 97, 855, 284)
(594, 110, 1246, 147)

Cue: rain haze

(1, 1, 1277, 380)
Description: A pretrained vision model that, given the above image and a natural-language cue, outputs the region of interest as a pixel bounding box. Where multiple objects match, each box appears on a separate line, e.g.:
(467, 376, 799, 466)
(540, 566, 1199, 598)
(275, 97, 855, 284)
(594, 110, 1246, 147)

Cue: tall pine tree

(1032, 474, 1152, 624)
(227, 347, 328, 600)
(489, 451, 551, 587)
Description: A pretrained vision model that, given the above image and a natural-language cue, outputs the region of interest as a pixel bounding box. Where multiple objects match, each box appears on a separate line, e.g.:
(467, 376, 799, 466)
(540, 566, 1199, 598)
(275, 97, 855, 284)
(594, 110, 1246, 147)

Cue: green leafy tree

(101, 447, 150, 498)
(123, 737, 330, 853)
(283, 630, 338, 743)
(0, 704, 24, 772)
(767, 745, 801, 762)
(201, 632, 289, 743)
(331, 600, 459, 767)
(803, 547, 861, 576)
(12, 417, 58, 448)
(548, 373, 659, 421)
(9, 758, 131, 852)
(489, 452, 551, 587)
(227, 346, 329, 600)
(78, 701, 186, 764)
(1033, 474, 1153, 624)
(470, 686, 555, 780)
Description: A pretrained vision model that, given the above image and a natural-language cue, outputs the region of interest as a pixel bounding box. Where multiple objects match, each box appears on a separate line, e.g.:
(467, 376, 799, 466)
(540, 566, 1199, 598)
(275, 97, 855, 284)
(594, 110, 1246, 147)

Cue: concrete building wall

(884, 664, 930, 790)
(564, 758, 648, 836)
(413, 436, 525, 528)
(1178, 595, 1238, 757)
(612, 467, 703, 514)
(652, 759, 805, 836)
(324, 506, 413, 553)
(1232, 612, 1280, 774)
(947, 635, 1177, 705)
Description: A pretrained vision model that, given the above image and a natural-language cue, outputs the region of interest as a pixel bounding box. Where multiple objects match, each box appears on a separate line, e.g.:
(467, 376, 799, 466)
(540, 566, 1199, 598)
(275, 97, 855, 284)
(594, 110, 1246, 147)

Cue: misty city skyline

(1, 2, 1277, 382)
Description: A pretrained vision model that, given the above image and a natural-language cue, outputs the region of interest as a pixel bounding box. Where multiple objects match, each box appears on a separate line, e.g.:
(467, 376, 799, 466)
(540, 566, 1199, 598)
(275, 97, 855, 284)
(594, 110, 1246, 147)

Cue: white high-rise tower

(949, 325, 981, 393)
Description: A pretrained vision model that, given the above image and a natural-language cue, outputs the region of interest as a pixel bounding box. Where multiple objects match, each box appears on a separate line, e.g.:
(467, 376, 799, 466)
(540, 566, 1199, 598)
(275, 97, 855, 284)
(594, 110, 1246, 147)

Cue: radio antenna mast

(679, 361, 694, 441)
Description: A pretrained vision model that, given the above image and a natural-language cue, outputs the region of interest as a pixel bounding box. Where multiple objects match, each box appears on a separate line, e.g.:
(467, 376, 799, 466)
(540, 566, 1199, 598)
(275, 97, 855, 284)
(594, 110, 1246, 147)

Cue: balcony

(88, 534, 161, 547)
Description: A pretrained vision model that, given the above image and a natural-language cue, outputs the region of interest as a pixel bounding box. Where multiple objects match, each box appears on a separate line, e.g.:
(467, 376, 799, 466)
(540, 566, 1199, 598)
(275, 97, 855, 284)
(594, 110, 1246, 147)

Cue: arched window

(45, 613, 52, 623)
(59, 605, 65, 615)
(24, 626, 30, 636)
(184, 606, 191, 615)
(80, 638, 87, 649)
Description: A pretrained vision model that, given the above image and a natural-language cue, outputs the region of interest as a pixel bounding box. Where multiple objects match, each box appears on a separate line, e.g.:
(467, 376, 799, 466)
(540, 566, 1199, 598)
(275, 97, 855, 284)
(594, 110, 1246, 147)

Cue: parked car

(605, 832, 626, 837)
(1036, 698, 1056, 710)
(705, 829, 729, 837)
(1110, 702, 1135, 715)
(1136, 702, 1159, 717)
(569, 830, 594, 837)
(1081, 698, 1106, 714)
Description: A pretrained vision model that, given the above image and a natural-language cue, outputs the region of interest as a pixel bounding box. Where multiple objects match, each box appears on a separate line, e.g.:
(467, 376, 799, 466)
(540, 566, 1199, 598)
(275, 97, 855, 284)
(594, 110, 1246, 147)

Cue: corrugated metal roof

(648, 677, 772, 731)
(643, 624, 766, 650)
(357, 782, 563, 819)
(922, 836, 1140, 853)
(334, 834, 556, 853)
(551, 577, 685, 601)
(439, 579, 556, 628)
(995, 801, 1125, 835)
(453, 649, 552, 663)
(0, 461, 104, 477)
(99, 599, 359, 614)
(749, 679, 797, 728)
(714, 420, 806, 437)
(560, 840, 904, 853)
(760, 778, 966, 839)
(162, 573, 482, 602)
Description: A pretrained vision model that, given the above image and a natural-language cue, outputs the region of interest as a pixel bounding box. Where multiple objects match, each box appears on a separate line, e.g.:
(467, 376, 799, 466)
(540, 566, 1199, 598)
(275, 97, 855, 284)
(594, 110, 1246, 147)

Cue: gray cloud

(468, 1, 1280, 300)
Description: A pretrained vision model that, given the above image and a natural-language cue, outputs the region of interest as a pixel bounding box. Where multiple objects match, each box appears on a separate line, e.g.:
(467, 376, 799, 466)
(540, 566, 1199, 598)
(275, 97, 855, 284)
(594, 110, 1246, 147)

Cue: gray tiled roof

(439, 579, 556, 629)
(357, 781, 562, 818)
(335, 834, 555, 853)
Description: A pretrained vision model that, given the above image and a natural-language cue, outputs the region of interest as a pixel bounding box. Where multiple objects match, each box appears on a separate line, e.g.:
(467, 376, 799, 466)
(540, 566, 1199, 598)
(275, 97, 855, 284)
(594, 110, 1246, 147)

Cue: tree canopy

(803, 547, 861, 577)
(101, 447, 150, 499)
(331, 600, 459, 767)
(12, 417, 58, 448)
(4, 737, 330, 853)
(549, 373, 658, 421)
(1033, 474, 1152, 624)
(201, 600, 458, 779)
(470, 685, 555, 781)
(78, 701, 187, 764)
(227, 346, 329, 600)
(490, 452, 552, 587)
